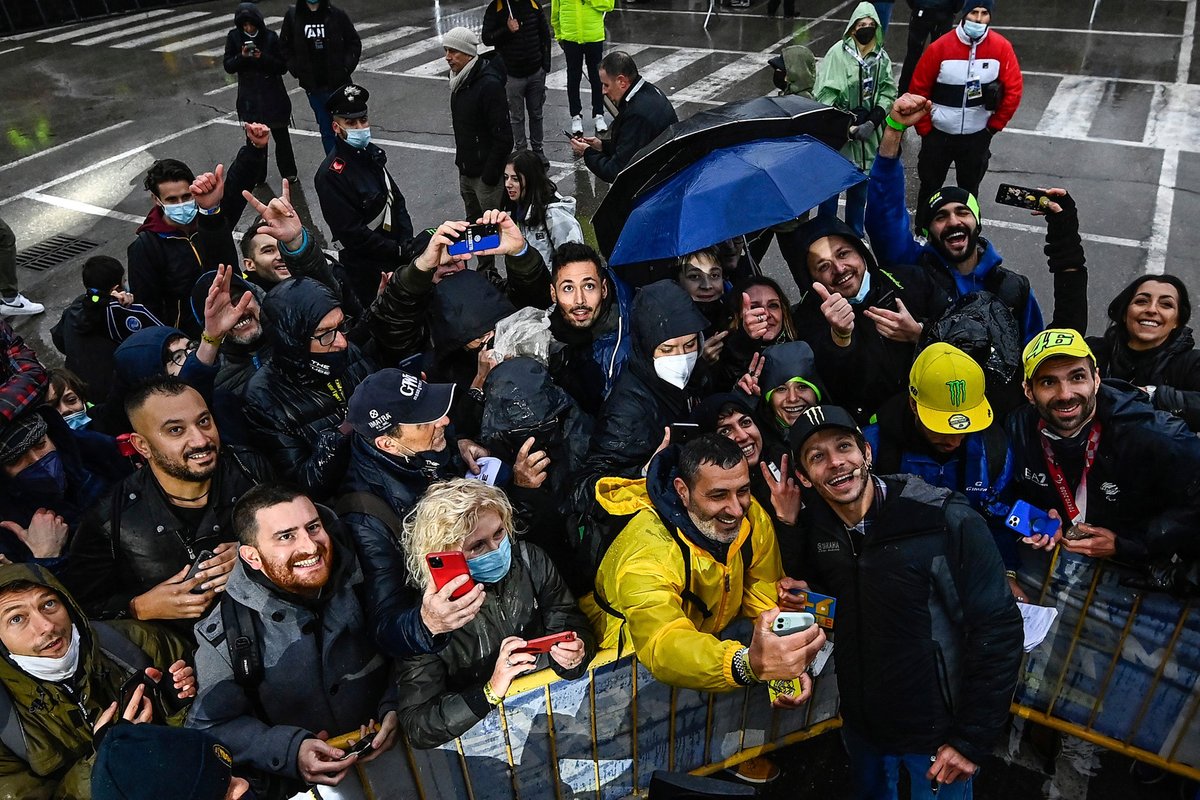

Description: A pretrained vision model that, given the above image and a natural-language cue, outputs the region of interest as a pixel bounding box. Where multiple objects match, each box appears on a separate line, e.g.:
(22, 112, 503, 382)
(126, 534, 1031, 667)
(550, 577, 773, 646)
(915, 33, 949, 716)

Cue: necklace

(161, 486, 211, 504)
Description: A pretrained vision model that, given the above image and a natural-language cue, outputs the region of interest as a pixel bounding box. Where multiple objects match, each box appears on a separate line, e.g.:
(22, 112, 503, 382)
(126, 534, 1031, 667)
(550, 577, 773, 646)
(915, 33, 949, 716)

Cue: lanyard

(327, 378, 347, 405)
(1038, 422, 1102, 524)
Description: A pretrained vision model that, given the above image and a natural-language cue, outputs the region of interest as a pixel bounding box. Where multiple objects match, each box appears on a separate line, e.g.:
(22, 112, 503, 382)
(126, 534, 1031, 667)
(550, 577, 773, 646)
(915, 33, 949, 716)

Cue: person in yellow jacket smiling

(582, 434, 825, 699)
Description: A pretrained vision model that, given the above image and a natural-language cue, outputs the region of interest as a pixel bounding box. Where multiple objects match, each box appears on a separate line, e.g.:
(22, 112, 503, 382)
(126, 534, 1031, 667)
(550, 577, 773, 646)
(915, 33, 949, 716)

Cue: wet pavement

(1, 0, 1198, 795)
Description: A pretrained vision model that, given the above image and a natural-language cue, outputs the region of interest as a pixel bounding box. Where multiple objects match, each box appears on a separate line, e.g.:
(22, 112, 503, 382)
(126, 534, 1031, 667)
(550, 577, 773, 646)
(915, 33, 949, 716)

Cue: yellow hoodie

(581, 474, 782, 692)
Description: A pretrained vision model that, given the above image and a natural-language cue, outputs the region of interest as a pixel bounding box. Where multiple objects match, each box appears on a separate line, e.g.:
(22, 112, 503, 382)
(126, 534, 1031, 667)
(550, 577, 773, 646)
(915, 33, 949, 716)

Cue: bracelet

(483, 681, 502, 706)
(200, 331, 224, 347)
(196, 205, 221, 216)
(732, 646, 759, 686)
(467, 387, 485, 403)
(833, 329, 853, 341)
(1005, 570, 1018, 580)
(884, 115, 907, 131)
(280, 227, 309, 256)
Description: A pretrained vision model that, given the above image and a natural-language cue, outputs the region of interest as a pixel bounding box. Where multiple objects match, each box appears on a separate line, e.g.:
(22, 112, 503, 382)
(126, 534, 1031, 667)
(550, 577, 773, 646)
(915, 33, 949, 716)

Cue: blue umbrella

(607, 134, 866, 267)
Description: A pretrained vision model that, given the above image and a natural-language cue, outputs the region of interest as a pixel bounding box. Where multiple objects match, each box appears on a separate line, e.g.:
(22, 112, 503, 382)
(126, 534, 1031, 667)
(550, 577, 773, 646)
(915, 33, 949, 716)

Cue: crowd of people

(0, 0, 1197, 798)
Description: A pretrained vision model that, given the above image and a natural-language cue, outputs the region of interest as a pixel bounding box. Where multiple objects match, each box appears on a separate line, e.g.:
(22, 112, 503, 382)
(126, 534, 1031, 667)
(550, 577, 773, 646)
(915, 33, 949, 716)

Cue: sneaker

(570, 115, 584, 135)
(594, 114, 609, 134)
(0, 294, 44, 316)
(283, 175, 299, 184)
(730, 755, 780, 784)
(534, 150, 550, 168)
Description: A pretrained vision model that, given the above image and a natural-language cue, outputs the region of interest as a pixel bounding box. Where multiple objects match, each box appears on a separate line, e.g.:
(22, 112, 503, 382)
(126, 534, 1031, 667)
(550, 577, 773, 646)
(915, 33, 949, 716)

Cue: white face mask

(10, 624, 82, 682)
(654, 350, 699, 389)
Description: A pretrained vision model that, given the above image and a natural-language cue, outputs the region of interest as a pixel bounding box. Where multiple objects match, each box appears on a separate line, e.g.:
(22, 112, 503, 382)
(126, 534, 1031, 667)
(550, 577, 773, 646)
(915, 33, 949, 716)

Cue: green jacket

(551, 0, 612, 43)
(0, 565, 190, 800)
(814, 1, 897, 171)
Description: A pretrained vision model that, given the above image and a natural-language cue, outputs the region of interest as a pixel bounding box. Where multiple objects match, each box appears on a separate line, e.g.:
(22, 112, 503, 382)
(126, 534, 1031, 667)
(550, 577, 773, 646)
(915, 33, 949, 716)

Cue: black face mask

(854, 26, 876, 45)
(307, 350, 350, 379)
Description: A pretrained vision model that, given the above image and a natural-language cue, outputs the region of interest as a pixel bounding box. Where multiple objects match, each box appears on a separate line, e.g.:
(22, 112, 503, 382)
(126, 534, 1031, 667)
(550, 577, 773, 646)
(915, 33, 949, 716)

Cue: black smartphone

(670, 423, 701, 446)
(338, 734, 377, 760)
(184, 550, 216, 595)
(872, 289, 898, 312)
(995, 183, 1050, 211)
(562, 128, 583, 139)
(119, 671, 157, 713)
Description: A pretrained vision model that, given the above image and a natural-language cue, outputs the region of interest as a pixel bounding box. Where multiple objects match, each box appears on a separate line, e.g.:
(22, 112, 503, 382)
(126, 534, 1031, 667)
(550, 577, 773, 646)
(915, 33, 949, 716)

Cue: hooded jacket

(224, 3, 292, 126)
(188, 514, 396, 782)
(278, 0, 361, 92)
(581, 446, 782, 692)
(0, 565, 190, 800)
(571, 281, 711, 513)
(910, 22, 1023, 136)
(787, 216, 945, 422)
(481, 0, 552, 79)
(778, 44, 817, 97)
(814, 2, 897, 172)
(243, 279, 373, 498)
(394, 538, 594, 749)
(450, 53, 513, 185)
(584, 78, 678, 183)
(754, 339, 829, 446)
(50, 295, 120, 402)
(516, 194, 584, 269)
(1005, 381, 1200, 562)
(785, 474, 1022, 763)
(1089, 326, 1200, 431)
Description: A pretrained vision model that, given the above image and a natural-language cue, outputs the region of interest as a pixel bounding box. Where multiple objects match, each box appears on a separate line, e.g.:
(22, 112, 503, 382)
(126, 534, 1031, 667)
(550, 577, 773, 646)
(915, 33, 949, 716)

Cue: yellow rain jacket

(581, 470, 782, 692)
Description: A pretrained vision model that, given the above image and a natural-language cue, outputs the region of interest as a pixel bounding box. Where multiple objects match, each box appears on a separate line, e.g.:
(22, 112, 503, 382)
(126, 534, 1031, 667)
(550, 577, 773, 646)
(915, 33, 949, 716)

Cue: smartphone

(872, 289, 898, 312)
(995, 183, 1051, 212)
(1005, 500, 1060, 538)
(115, 433, 138, 458)
(337, 734, 376, 760)
(670, 423, 701, 447)
(183, 549, 216, 595)
(119, 671, 157, 713)
(426, 551, 476, 600)
(446, 223, 501, 256)
(772, 611, 816, 636)
(513, 631, 578, 655)
(562, 128, 583, 139)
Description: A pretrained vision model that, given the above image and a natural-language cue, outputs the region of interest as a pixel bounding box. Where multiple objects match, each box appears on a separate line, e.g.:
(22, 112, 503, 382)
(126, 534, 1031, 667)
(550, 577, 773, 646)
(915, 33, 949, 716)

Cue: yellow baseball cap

(1022, 328, 1095, 380)
(908, 343, 993, 434)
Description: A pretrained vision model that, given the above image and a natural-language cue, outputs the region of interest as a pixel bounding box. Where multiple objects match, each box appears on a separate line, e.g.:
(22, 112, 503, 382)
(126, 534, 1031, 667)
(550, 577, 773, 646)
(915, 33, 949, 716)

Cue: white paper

(1016, 602, 1059, 652)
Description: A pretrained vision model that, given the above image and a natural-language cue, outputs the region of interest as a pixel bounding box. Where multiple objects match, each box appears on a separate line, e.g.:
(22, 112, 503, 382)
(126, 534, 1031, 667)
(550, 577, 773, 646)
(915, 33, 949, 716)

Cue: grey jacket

(186, 517, 396, 780)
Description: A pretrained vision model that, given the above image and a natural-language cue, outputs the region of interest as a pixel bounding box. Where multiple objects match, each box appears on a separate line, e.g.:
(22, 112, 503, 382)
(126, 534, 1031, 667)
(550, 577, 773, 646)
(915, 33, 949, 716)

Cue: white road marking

(1179, 0, 1196, 83)
(671, 53, 764, 103)
(544, 43, 650, 91)
(193, 21, 381, 58)
(985, 217, 1141, 249)
(112, 16, 231, 49)
(0, 46, 23, 56)
(1036, 76, 1109, 140)
(37, 9, 173, 44)
(357, 25, 427, 51)
(23, 192, 144, 224)
(638, 48, 714, 87)
(0, 120, 133, 175)
(154, 16, 284, 54)
(360, 34, 446, 72)
(73, 11, 209, 47)
(1145, 148, 1178, 273)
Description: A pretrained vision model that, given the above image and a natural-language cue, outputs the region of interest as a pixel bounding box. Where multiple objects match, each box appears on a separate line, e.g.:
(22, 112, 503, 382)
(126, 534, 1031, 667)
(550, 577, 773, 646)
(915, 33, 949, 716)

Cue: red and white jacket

(910, 25, 1023, 136)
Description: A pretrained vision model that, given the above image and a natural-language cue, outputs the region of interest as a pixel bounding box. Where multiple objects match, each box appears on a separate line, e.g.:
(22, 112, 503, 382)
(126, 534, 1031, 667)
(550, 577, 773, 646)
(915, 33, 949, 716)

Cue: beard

(226, 314, 264, 347)
(259, 540, 332, 597)
(149, 444, 218, 482)
(686, 502, 743, 545)
(932, 224, 981, 264)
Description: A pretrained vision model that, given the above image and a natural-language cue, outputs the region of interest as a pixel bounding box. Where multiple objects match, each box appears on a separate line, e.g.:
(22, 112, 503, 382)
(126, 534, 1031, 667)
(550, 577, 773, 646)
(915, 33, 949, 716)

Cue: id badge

(965, 77, 983, 101)
(861, 74, 876, 102)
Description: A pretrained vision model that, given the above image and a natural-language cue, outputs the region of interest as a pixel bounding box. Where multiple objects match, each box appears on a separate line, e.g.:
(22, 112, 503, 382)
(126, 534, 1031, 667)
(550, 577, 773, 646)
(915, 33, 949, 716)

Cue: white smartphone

(772, 611, 816, 636)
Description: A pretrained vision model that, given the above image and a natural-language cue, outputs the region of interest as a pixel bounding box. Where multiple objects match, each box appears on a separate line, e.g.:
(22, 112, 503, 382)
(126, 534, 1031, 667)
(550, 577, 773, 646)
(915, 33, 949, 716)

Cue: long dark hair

(1106, 273, 1192, 336)
(503, 150, 558, 228)
(728, 275, 798, 341)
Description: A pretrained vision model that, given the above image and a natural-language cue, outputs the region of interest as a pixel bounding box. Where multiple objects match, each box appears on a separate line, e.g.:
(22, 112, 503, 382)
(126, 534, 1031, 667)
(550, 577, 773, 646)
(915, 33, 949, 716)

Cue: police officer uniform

(314, 83, 424, 305)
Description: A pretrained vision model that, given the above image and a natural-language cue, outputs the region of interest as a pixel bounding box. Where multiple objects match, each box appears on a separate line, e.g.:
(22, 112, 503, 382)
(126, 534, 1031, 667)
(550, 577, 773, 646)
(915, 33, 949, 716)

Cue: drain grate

(17, 234, 102, 272)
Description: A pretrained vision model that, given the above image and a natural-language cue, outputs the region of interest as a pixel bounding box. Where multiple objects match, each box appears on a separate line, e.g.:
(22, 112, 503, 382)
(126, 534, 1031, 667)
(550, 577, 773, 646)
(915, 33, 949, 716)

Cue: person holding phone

(394, 479, 594, 749)
(223, 3, 296, 184)
(502, 150, 584, 269)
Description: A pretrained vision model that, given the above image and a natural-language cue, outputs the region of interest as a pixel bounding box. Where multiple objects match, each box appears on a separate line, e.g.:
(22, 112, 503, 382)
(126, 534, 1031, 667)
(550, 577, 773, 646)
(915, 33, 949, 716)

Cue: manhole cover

(17, 234, 102, 272)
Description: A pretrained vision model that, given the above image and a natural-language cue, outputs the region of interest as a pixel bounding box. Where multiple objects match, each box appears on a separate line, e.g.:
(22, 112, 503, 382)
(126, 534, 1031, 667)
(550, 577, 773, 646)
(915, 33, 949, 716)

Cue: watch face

(1063, 524, 1091, 541)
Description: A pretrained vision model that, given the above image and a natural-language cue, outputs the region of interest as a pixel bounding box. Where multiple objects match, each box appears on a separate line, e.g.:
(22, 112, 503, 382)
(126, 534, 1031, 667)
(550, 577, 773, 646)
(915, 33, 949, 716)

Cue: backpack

(919, 290, 1022, 399)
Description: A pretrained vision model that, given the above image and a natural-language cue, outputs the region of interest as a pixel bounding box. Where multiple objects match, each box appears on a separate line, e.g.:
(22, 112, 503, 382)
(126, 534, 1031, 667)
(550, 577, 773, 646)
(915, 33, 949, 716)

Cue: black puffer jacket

(1089, 326, 1200, 431)
(224, 3, 292, 126)
(785, 474, 1023, 764)
(50, 294, 120, 401)
(279, 0, 361, 92)
(450, 53, 513, 185)
(754, 339, 829, 453)
(243, 279, 374, 499)
(394, 539, 594, 749)
(481, 0, 551, 78)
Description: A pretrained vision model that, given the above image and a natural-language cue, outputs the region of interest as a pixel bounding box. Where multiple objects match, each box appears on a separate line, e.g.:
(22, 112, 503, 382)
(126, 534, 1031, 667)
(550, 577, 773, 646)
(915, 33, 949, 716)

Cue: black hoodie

(279, 0, 362, 92)
(224, 3, 291, 126)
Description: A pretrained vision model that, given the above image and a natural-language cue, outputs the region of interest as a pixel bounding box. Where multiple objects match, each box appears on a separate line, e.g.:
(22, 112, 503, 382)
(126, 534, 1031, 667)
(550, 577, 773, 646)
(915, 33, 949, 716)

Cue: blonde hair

(401, 478, 515, 589)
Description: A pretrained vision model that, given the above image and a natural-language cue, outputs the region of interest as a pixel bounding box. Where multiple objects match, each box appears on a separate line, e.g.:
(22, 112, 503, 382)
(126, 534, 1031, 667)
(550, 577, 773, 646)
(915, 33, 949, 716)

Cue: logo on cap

(948, 413, 970, 430)
(1026, 329, 1076, 359)
(945, 379, 967, 408)
(213, 744, 232, 766)
(801, 406, 825, 426)
(344, 85, 361, 99)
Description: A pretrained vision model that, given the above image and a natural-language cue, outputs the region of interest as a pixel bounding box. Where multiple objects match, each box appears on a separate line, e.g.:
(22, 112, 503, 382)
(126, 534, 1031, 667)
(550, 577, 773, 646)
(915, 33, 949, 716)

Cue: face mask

(962, 20, 988, 39)
(853, 26, 876, 45)
(63, 410, 91, 431)
(161, 199, 198, 226)
(342, 126, 371, 149)
(849, 269, 872, 305)
(654, 350, 699, 390)
(11, 625, 81, 682)
(467, 534, 512, 583)
(307, 350, 349, 378)
(17, 451, 67, 496)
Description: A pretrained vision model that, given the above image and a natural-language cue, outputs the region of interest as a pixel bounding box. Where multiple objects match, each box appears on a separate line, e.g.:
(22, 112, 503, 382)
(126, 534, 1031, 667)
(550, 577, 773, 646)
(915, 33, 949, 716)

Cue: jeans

(561, 40, 604, 117)
(842, 726, 975, 800)
(507, 68, 547, 153)
(306, 89, 337, 155)
(459, 173, 507, 275)
(916, 128, 993, 230)
(817, 180, 869, 237)
(0, 216, 16, 298)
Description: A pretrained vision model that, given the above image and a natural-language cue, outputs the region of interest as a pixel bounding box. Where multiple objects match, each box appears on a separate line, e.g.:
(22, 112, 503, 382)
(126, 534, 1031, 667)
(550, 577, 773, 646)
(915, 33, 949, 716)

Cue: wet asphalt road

(0, 0, 1198, 796)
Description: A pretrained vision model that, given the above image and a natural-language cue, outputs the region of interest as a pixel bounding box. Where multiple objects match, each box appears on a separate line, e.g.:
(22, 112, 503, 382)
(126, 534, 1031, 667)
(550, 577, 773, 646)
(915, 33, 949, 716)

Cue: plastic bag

(492, 306, 554, 364)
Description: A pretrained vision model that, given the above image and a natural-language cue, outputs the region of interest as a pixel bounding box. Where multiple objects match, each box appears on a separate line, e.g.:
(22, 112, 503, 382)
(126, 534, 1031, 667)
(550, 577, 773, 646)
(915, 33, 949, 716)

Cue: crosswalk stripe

(193, 21, 380, 58)
(1143, 83, 1200, 151)
(670, 52, 764, 104)
(112, 15, 231, 49)
(406, 56, 451, 78)
(153, 16, 284, 53)
(359, 33, 440, 71)
(544, 42, 650, 91)
(38, 9, 174, 43)
(637, 47, 713, 86)
(358, 25, 426, 51)
(73, 11, 209, 47)
(1036, 76, 1110, 140)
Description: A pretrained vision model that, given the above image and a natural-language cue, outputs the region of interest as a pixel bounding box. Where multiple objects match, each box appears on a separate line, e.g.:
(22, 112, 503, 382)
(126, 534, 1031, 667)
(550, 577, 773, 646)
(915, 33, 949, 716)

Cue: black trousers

(915, 127, 993, 230)
(898, 8, 954, 93)
(269, 125, 298, 180)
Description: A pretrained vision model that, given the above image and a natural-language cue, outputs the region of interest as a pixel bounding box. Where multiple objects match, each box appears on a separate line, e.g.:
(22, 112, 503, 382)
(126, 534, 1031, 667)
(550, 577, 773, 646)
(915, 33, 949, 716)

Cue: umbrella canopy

(593, 95, 852, 254)
(607, 134, 865, 267)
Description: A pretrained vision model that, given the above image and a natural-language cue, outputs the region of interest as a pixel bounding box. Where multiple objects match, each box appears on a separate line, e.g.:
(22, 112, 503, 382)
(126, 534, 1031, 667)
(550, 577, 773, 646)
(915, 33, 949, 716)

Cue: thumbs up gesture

(812, 282, 854, 345)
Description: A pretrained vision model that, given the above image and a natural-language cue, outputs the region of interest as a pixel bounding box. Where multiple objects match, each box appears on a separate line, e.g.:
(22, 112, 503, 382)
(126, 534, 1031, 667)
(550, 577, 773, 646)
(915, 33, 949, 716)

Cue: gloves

(1043, 191, 1086, 273)
(850, 121, 876, 142)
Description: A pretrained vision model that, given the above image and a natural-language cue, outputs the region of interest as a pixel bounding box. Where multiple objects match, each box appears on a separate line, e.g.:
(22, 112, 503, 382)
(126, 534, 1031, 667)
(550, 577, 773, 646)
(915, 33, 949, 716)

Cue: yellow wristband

(483, 681, 502, 706)
(200, 331, 224, 347)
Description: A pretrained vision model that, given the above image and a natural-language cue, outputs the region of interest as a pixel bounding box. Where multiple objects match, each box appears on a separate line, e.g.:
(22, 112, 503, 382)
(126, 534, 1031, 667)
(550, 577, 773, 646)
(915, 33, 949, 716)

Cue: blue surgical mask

(962, 20, 988, 39)
(63, 409, 91, 430)
(343, 126, 371, 149)
(849, 269, 872, 305)
(162, 199, 198, 226)
(467, 534, 512, 583)
(17, 451, 67, 496)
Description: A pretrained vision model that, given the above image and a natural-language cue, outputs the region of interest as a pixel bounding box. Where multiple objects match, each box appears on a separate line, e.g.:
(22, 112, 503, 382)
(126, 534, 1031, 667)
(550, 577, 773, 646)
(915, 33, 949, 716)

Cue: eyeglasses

(168, 341, 199, 367)
(311, 320, 351, 347)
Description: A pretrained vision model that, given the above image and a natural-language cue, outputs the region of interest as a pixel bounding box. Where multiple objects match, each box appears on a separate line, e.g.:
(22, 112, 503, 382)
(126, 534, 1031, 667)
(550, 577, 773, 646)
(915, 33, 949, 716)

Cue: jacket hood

(261, 278, 340, 365)
(759, 340, 826, 400)
(690, 391, 756, 433)
(234, 2, 266, 29)
(630, 280, 711, 360)
(114, 325, 184, 387)
(788, 215, 880, 292)
(480, 357, 571, 437)
(295, 0, 328, 11)
(782, 44, 817, 97)
(430, 271, 516, 361)
(645, 445, 738, 563)
(0, 563, 92, 662)
(135, 205, 183, 237)
(843, 1, 884, 44)
(344, 434, 438, 511)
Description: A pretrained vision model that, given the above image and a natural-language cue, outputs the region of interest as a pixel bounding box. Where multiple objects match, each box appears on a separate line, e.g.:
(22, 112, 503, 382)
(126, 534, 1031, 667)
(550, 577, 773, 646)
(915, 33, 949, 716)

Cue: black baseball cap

(92, 725, 235, 800)
(786, 405, 861, 453)
(190, 269, 257, 325)
(347, 368, 455, 438)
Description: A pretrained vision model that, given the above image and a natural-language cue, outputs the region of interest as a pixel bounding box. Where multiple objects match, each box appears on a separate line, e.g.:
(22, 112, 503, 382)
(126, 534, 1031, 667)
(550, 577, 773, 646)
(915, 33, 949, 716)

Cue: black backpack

(919, 290, 1022, 400)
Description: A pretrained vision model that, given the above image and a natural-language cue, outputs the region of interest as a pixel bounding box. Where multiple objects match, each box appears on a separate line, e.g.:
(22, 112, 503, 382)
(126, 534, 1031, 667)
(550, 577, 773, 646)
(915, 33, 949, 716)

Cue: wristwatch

(1144, 385, 1157, 401)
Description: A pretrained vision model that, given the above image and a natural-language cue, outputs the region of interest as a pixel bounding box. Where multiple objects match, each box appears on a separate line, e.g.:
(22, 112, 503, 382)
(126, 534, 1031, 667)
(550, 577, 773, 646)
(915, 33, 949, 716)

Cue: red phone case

(426, 551, 476, 600)
(514, 631, 578, 654)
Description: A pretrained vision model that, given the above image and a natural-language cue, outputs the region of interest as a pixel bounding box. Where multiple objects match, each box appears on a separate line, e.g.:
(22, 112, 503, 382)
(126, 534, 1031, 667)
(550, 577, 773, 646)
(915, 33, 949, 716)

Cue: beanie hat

(442, 27, 479, 57)
(0, 413, 48, 464)
(92, 725, 235, 800)
(962, 0, 994, 17)
(923, 186, 982, 236)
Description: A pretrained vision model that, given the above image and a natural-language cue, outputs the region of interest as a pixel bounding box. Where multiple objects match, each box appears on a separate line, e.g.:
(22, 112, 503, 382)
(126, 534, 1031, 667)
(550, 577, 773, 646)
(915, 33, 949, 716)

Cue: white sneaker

(0, 294, 44, 316)
(570, 115, 584, 135)
(594, 114, 609, 134)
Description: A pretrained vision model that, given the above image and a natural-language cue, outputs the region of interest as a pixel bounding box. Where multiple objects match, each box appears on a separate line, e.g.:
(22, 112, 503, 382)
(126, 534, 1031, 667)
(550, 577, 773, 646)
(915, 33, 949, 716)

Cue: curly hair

(401, 478, 515, 589)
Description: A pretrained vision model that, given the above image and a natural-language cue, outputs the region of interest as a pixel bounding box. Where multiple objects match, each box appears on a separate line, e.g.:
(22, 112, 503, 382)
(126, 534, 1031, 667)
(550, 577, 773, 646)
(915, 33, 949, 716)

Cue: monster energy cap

(909, 343, 993, 434)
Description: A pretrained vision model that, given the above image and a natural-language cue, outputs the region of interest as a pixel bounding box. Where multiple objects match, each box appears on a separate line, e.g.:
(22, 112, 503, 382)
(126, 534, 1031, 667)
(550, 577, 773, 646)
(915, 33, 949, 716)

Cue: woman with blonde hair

(394, 479, 595, 748)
